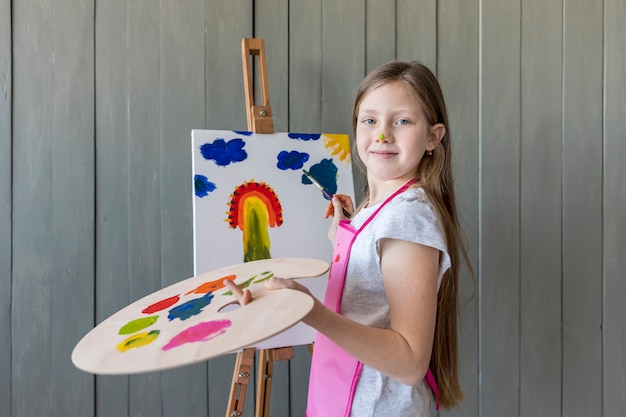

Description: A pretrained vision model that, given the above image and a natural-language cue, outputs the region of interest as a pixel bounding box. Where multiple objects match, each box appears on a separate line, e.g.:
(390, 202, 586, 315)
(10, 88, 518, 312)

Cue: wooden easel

(224, 37, 308, 417)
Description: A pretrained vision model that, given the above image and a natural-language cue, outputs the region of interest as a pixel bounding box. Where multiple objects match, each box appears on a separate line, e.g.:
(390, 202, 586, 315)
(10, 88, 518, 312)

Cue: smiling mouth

(371, 150, 398, 156)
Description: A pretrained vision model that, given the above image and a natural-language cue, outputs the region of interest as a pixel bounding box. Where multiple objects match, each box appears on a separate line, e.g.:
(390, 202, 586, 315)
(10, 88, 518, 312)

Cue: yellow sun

(322, 134, 351, 163)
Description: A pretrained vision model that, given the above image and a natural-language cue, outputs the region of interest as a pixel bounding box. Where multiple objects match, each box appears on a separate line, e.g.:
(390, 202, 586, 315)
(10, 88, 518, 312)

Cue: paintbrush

(302, 169, 351, 219)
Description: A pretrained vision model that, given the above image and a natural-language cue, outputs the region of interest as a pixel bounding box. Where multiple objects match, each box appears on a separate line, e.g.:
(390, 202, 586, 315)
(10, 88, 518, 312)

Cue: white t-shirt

(340, 186, 451, 417)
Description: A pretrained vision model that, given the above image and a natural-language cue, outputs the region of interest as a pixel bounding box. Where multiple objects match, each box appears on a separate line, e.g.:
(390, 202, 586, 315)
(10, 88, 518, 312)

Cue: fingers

(324, 202, 334, 218)
(324, 194, 354, 219)
(224, 279, 252, 306)
(265, 277, 312, 297)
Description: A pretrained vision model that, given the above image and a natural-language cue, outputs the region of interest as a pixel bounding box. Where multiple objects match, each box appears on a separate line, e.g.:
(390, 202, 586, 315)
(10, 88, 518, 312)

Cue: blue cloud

(200, 138, 247, 166)
(276, 150, 309, 170)
(194, 175, 217, 198)
(288, 133, 321, 141)
(305, 159, 339, 195)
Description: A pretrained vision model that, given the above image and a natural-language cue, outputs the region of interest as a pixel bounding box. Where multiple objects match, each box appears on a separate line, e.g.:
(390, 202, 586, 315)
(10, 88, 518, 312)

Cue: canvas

(192, 129, 354, 348)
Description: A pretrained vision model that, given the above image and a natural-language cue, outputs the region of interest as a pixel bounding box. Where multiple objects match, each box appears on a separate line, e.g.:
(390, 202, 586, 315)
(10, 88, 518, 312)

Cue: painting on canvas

(191, 129, 354, 348)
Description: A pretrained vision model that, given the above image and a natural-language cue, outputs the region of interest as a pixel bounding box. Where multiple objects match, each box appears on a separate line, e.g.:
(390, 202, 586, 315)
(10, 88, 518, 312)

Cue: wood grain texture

(12, 0, 55, 415)
(5, 1, 626, 416)
(204, 2, 253, 415)
(479, 1, 522, 416)
(94, 0, 132, 413)
(562, 1, 603, 416)
(437, 1, 480, 415)
(604, 0, 626, 415)
(520, 1, 563, 416)
(0, 0, 11, 414)
(396, 0, 437, 69)
(49, 0, 96, 415)
(160, 0, 208, 415)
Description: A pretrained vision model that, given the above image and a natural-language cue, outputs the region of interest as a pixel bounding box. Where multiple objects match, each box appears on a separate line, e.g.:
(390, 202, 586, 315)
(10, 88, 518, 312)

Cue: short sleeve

(372, 188, 451, 290)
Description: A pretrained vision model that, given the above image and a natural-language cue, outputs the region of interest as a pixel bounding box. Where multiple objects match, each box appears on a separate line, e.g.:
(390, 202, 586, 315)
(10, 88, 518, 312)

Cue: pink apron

(305, 180, 440, 416)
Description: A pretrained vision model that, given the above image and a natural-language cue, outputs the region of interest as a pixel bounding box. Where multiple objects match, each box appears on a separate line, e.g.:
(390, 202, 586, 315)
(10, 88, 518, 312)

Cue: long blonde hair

(352, 61, 472, 409)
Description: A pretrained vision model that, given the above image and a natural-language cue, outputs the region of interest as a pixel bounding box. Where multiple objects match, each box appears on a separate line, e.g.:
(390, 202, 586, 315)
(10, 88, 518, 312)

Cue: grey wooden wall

(1, 1, 624, 416)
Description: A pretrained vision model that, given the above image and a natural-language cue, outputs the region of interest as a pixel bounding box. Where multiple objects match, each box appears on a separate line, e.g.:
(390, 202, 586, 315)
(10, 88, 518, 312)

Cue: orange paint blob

(185, 275, 236, 295)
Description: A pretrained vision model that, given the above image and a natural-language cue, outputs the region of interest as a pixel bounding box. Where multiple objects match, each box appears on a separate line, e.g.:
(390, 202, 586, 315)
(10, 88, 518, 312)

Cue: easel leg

(226, 348, 256, 417)
(255, 347, 295, 417)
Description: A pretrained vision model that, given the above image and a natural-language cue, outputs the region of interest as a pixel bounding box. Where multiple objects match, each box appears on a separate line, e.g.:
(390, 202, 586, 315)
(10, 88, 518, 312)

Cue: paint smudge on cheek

(168, 292, 215, 321)
(142, 295, 180, 314)
(117, 330, 161, 352)
(119, 316, 159, 334)
(161, 320, 232, 351)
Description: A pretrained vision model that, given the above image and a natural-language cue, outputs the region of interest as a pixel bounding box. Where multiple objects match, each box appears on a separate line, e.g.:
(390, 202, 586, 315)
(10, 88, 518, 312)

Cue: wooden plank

(205, 0, 252, 132)
(94, 0, 131, 413)
(160, 0, 208, 415)
(126, 0, 164, 414)
(479, 0, 521, 416)
(49, 0, 96, 415)
(321, 0, 365, 206)
(289, 0, 322, 134)
(204, 1, 254, 416)
(520, 1, 562, 416)
(365, 0, 395, 71)
(437, 1, 479, 416)
(288, 3, 323, 414)
(256, 0, 289, 132)
(603, 0, 626, 415)
(11, 0, 56, 415)
(396, 0, 437, 70)
(0, 0, 11, 413)
(562, 1, 603, 416)
(255, 2, 292, 415)
(321, 0, 364, 135)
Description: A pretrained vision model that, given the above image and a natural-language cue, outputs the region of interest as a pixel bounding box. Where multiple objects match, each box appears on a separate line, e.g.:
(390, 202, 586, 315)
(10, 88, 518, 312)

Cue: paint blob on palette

(72, 258, 329, 375)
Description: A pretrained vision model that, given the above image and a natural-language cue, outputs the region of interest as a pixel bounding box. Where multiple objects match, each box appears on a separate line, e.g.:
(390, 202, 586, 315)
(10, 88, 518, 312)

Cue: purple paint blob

(161, 319, 232, 351)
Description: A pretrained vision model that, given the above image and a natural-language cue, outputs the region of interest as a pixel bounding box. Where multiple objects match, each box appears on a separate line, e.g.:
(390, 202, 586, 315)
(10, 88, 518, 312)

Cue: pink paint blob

(161, 319, 232, 351)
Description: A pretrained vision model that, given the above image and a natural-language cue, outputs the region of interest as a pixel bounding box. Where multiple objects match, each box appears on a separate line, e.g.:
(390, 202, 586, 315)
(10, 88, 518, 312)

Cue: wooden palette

(72, 257, 328, 375)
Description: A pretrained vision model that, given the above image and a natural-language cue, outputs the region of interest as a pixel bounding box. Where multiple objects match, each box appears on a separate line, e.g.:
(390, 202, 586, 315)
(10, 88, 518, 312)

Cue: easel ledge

(224, 37, 313, 417)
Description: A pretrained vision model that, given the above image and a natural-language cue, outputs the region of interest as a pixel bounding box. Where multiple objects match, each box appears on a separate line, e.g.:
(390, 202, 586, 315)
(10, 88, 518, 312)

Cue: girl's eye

(396, 119, 410, 125)
(362, 118, 375, 125)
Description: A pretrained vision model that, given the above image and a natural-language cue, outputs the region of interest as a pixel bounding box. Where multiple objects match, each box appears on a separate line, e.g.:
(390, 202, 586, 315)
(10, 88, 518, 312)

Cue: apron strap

(425, 368, 440, 411)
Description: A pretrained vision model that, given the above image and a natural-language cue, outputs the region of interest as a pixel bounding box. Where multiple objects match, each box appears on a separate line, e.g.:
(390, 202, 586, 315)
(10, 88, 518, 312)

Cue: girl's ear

(428, 123, 446, 151)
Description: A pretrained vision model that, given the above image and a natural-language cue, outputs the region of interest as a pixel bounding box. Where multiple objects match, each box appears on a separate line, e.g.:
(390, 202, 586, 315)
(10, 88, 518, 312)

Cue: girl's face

(355, 81, 443, 186)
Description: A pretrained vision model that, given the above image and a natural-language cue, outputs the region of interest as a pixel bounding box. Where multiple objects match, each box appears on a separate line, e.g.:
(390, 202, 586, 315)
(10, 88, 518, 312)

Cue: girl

(226, 61, 470, 416)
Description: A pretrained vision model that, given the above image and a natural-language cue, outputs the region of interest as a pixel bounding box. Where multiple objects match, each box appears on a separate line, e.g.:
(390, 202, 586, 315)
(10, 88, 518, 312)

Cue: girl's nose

(377, 133, 387, 142)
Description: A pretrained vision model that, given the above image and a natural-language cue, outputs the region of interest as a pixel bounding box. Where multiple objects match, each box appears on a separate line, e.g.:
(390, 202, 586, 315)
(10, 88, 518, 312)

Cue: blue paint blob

(276, 150, 309, 170)
(306, 159, 339, 195)
(233, 130, 253, 136)
(288, 133, 321, 141)
(168, 292, 215, 321)
(194, 175, 217, 198)
(200, 138, 248, 166)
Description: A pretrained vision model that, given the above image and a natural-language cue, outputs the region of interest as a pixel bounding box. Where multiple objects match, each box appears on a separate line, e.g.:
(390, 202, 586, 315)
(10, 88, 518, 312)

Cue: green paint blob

(118, 315, 159, 335)
(253, 271, 274, 284)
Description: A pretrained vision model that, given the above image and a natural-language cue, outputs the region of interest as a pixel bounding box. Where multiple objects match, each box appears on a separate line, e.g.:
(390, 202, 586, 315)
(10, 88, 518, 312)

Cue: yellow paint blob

(116, 330, 160, 352)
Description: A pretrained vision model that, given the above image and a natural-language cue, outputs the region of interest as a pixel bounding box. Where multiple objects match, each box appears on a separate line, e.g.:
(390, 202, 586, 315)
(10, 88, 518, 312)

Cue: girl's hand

(264, 277, 312, 297)
(223, 277, 313, 306)
(324, 194, 354, 243)
(224, 279, 253, 306)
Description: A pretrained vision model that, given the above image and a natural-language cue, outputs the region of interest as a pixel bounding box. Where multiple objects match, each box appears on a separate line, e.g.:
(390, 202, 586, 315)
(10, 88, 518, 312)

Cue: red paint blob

(142, 295, 180, 314)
